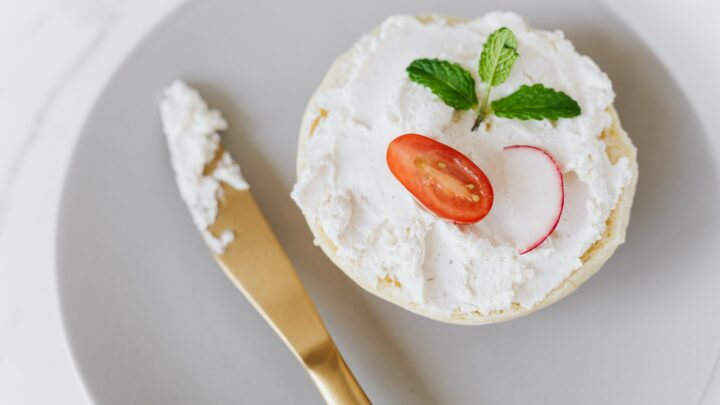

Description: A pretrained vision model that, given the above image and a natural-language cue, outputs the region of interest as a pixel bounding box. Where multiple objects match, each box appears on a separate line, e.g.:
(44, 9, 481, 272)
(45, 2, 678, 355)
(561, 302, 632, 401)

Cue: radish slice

(503, 145, 564, 254)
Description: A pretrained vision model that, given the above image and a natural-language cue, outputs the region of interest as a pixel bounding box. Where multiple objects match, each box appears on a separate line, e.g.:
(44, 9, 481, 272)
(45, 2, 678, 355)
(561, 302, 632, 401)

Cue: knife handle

(210, 188, 370, 404)
(305, 341, 371, 404)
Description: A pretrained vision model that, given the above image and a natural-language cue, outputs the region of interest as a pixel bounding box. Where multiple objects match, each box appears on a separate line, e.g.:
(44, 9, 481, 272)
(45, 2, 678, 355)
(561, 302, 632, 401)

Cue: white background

(0, 0, 718, 403)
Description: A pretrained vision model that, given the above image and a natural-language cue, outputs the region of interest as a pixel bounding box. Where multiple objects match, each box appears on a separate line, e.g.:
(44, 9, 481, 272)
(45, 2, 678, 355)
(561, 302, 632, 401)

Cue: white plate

(57, 0, 720, 403)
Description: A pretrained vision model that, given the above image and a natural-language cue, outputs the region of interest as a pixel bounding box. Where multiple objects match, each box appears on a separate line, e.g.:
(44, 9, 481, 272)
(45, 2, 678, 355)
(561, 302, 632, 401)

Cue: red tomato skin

(386, 134, 494, 224)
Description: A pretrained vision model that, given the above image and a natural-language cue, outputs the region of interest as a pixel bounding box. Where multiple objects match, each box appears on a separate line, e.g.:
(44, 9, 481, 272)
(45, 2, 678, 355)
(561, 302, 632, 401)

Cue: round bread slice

(295, 15, 639, 325)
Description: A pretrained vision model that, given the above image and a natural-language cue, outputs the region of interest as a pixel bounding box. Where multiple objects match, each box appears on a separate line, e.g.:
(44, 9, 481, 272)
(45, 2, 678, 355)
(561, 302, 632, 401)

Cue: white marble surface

(0, 0, 718, 403)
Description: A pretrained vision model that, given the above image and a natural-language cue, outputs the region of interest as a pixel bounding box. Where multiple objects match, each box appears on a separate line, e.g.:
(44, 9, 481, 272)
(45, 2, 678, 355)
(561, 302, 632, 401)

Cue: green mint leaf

(491, 84, 582, 120)
(479, 27, 519, 86)
(407, 59, 478, 110)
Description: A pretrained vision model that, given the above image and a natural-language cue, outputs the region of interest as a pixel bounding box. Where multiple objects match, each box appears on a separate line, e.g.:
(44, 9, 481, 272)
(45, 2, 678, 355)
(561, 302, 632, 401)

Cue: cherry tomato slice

(386, 134, 493, 224)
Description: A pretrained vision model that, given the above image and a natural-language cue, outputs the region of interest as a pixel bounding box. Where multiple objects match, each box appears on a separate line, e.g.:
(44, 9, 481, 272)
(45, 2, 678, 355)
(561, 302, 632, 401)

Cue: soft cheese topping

(160, 80, 248, 254)
(291, 13, 632, 317)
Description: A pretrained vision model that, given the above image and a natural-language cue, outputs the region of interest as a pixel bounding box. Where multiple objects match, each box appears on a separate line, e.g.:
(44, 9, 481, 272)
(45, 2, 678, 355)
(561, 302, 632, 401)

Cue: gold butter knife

(161, 81, 369, 403)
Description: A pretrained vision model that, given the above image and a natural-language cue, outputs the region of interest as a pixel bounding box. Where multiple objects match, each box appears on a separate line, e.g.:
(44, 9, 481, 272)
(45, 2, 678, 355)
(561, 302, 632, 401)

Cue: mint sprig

(492, 84, 581, 120)
(406, 27, 582, 131)
(407, 59, 478, 110)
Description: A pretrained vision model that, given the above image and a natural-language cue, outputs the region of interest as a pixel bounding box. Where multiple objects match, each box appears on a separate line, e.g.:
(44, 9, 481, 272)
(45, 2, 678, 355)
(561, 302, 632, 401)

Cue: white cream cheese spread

(291, 13, 632, 316)
(160, 80, 248, 254)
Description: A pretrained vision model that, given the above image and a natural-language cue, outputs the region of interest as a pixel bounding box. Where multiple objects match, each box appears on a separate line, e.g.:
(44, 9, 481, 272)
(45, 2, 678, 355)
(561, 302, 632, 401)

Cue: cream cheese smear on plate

(160, 80, 248, 254)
